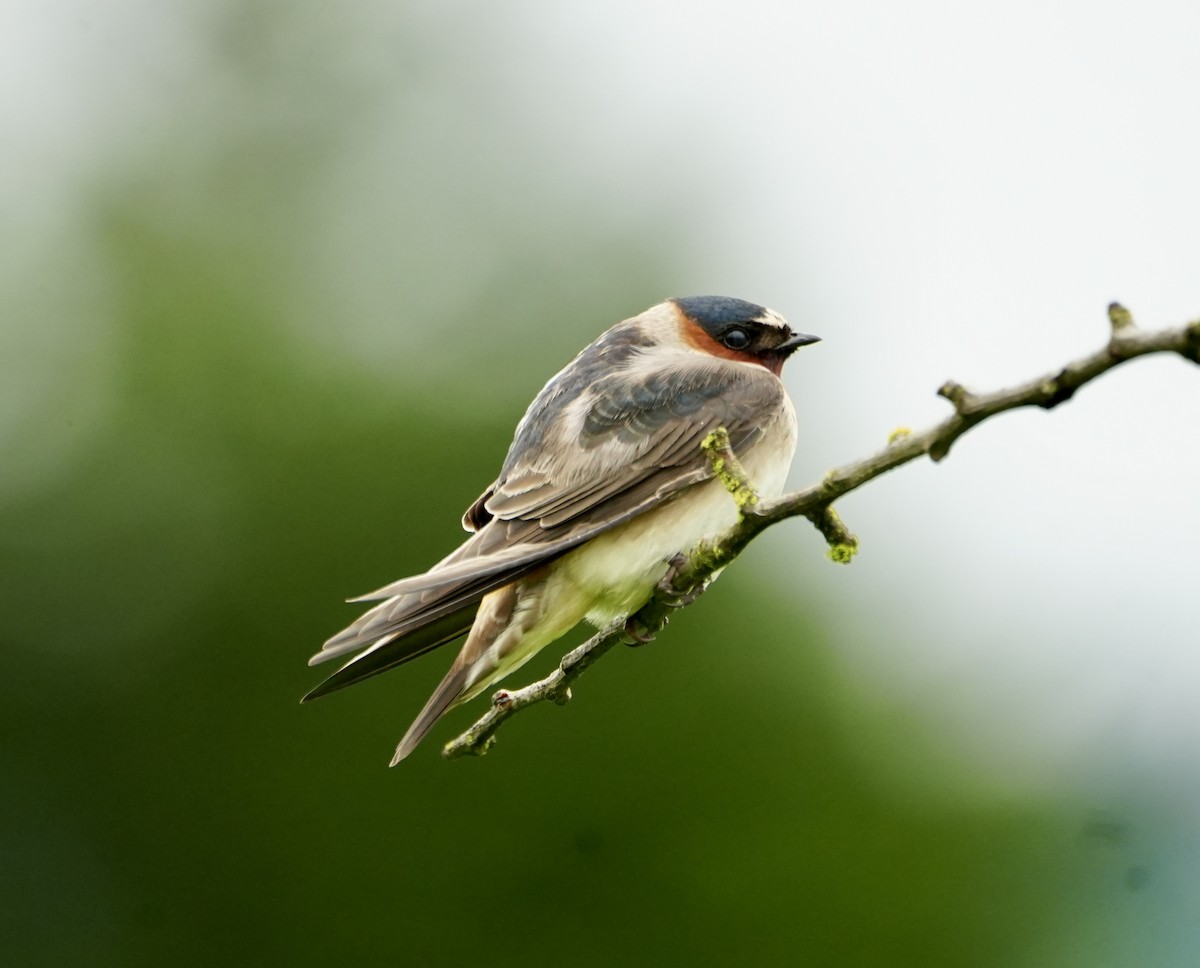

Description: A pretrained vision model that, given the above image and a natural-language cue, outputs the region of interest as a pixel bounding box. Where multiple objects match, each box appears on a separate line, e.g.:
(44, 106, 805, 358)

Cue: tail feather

(300, 604, 477, 702)
(348, 542, 550, 603)
(308, 550, 558, 670)
(387, 581, 521, 763)
(389, 663, 471, 766)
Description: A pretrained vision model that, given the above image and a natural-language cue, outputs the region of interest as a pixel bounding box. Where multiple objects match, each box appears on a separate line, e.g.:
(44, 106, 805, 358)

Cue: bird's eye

(722, 328, 751, 350)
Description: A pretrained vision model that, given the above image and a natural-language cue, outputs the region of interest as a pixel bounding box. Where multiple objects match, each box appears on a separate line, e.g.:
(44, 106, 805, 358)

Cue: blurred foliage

(0, 4, 1134, 966)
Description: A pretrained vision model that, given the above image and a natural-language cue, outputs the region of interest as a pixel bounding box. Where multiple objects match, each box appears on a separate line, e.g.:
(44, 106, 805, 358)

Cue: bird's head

(669, 295, 820, 375)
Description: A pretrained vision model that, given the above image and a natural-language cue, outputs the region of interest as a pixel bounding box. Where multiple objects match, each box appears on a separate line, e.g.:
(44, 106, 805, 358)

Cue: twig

(443, 304, 1200, 759)
(441, 617, 631, 759)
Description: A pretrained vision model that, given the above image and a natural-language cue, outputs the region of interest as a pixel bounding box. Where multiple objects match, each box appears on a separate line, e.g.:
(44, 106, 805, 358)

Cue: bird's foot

(623, 613, 660, 647)
(623, 555, 708, 647)
(656, 553, 709, 609)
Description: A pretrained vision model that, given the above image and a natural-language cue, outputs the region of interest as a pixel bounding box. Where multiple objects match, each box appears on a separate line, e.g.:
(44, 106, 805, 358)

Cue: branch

(443, 304, 1200, 759)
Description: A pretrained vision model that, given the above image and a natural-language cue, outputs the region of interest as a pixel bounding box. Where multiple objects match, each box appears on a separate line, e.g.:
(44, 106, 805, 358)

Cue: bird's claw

(623, 614, 659, 646)
(656, 553, 709, 608)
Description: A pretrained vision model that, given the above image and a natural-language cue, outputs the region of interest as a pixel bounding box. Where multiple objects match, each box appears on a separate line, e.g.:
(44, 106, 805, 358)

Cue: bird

(303, 295, 820, 764)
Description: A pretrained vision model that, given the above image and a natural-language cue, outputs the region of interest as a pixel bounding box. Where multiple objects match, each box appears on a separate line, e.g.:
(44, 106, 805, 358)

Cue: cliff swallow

(305, 295, 820, 763)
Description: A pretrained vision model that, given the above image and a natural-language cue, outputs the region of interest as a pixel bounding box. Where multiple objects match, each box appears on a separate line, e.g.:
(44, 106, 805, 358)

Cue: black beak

(776, 331, 822, 355)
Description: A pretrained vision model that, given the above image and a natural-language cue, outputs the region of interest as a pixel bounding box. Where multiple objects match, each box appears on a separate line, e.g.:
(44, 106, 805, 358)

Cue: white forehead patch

(754, 307, 790, 332)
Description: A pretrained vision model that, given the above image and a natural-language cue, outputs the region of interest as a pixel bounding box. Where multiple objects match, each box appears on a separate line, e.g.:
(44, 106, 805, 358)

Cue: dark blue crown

(671, 295, 767, 333)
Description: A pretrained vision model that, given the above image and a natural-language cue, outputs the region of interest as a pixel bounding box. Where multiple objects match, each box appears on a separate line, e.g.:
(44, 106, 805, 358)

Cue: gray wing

(304, 353, 782, 699)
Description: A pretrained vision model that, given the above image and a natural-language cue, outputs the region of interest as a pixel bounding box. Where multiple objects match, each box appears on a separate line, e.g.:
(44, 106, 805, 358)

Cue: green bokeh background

(2, 5, 1150, 965)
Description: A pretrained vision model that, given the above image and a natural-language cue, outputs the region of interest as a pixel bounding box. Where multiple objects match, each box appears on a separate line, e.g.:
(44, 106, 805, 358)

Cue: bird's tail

(390, 664, 471, 765)
(388, 581, 521, 764)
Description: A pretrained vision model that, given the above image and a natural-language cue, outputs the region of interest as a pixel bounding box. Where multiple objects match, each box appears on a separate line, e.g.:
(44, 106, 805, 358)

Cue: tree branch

(443, 304, 1200, 760)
